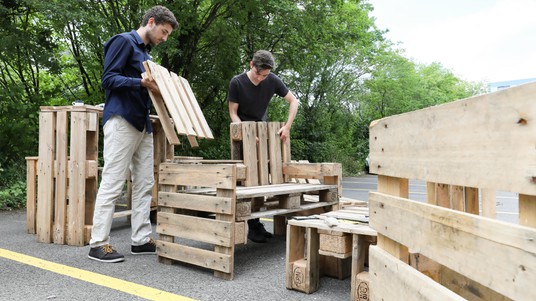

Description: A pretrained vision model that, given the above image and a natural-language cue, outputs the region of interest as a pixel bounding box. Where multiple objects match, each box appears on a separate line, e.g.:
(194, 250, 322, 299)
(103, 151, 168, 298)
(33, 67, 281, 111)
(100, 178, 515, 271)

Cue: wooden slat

(158, 191, 233, 214)
(66, 111, 87, 246)
(236, 183, 337, 199)
(156, 65, 196, 136)
(268, 122, 283, 184)
(26, 157, 38, 234)
(146, 61, 188, 135)
(519, 194, 536, 227)
(156, 240, 232, 273)
(157, 212, 233, 247)
(142, 62, 181, 145)
(170, 72, 205, 138)
(370, 247, 466, 301)
(369, 191, 536, 301)
(369, 81, 536, 195)
(242, 122, 258, 186)
(179, 76, 214, 139)
(53, 110, 68, 244)
(257, 122, 269, 185)
(158, 163, 235, 189)
(242, 201, 338, 221)
(214, 187, 235, 280)
(283, 162, 341, 178)
(36, 111, 55, 243)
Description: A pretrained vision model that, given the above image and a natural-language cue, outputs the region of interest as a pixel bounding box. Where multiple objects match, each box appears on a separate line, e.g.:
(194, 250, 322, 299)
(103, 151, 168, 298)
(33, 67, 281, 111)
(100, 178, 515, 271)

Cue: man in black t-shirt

(227, 50, 299, 243)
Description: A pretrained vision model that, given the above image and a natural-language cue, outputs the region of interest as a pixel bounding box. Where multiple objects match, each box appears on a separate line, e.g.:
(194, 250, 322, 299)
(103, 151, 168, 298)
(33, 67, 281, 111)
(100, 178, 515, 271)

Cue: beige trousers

(90, 115, 154, 248)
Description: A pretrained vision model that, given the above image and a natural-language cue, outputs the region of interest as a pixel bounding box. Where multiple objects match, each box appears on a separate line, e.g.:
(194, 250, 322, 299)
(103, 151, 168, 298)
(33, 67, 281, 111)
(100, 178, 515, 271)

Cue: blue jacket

(101, 30, 153, 133)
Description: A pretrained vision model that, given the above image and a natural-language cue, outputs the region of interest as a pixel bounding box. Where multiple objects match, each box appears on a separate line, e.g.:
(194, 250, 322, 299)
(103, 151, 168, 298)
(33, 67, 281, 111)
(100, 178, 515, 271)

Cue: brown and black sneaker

(131, 238, 156, 255)
(88, 244, 124, 263)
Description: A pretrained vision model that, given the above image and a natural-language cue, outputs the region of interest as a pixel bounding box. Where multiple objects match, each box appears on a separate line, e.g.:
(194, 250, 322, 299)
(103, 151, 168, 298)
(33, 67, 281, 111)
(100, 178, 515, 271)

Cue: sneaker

(131, 238, 157, 255)
(248, 226, 267, 243)
(257, 222, 273, 239)
(88, 245, 124, 263)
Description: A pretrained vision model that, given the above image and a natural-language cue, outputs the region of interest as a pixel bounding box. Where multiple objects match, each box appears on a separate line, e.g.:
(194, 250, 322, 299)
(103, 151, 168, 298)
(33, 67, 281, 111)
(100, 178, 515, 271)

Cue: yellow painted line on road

(0, 248, 195, 301)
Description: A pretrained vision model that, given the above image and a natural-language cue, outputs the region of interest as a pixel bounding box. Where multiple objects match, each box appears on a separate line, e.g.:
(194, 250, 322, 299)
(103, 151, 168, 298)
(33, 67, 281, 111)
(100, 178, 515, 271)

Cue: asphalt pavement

(0, 174, 518, 301)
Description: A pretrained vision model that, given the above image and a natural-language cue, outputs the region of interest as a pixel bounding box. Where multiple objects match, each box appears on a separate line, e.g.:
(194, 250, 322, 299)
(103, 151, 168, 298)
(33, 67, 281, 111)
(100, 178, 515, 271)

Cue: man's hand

(141, 77, 161, 96)
(278, 124, 291, 142)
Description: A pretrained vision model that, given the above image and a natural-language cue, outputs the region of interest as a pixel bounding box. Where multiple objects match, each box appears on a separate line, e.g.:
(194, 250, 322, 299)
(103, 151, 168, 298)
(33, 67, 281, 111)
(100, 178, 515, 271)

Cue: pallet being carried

(156, 121, 342, 280)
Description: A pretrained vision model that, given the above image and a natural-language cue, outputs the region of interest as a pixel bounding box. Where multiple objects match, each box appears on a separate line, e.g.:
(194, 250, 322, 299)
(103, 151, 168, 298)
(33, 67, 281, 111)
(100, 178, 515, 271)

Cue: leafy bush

(0, 162, 27, 210)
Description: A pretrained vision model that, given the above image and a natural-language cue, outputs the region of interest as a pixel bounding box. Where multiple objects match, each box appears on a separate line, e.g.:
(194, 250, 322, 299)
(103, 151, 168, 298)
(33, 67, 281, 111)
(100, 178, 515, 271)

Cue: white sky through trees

(369, 0, 536, 83)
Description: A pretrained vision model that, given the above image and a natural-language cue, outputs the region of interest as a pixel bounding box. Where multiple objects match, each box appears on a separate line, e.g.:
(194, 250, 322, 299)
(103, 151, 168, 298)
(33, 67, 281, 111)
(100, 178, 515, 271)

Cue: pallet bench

(368, 82, 536, 300)
(156, 121, 342, 280)
(286, 203, 377, 300)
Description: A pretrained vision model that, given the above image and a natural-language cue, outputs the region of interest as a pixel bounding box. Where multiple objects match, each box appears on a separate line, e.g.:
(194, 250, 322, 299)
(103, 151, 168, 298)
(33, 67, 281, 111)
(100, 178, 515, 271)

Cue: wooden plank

(242, 201, 339, 221)
(242, 122, 259, 186)
(157, 212, 233, 247)
(145, 61, 188, 135)
(257, 122, 269, 185)
(170, 72, 205, 138)
(481, 188, 496, 218)
(286, 225, 306, 290)
(142, 62, 181, 145)
(66, 111, 87, 246)
(351, 235, 370, 301)
(465, 186, 479, 215)
(369, 192, 536, 301)
(283, 162, 341, 178)
(376, 175, 409, 263)
(288, 218, 377, 236)
(53, 110, 68, 244)
(236, 183, 337, 199)
(26, 157, 38, 234)
(519, 194, 536, 227)
(36, 111, 55, 243)
(282, 122, 291, 182)
(369, 81, 536, 195)
(158, 163, 235, 189)
(156, 240, 231, 273)
(156, 65, 196, 137)
(179, 76, 214, 139)
(158, 191, 233, 214)
(268, 122, 283, 184)
(370, 246, 466, 301)
(214, 187, 235, 280)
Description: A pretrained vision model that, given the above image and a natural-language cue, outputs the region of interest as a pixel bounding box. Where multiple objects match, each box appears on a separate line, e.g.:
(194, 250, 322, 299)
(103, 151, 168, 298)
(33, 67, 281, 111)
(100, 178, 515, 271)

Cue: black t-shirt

(227, 72, 289, 121)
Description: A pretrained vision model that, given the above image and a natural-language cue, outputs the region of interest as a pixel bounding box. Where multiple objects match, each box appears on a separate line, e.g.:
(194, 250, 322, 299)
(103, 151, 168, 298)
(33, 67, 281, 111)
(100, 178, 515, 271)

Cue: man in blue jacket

(88, 6, 179, 263)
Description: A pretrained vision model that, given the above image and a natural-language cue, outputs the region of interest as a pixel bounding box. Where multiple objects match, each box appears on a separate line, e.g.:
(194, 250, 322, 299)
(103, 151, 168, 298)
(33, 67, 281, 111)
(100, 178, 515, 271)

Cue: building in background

(488, 77, 536, 92)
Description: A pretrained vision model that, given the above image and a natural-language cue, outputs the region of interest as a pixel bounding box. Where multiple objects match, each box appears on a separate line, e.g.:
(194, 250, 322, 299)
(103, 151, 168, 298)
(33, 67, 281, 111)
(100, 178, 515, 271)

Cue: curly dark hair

(141, 5, 179, 29)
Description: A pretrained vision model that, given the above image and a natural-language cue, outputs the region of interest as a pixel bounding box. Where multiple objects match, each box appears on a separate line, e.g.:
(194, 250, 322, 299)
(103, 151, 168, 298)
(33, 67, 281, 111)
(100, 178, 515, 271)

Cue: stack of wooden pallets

(285, 201, 377, 300)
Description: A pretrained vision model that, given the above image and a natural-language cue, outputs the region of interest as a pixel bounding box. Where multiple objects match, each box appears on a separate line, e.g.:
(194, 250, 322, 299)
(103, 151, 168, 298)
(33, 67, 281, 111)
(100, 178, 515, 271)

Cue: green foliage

(0, 0, 488, 198)
(0, 162, 27, 210)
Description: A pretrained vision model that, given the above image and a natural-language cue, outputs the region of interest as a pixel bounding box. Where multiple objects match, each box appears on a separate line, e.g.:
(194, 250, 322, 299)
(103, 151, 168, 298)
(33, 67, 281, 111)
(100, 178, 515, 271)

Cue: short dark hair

(252, 50, 275, 70)
(141, 6, 179, 29)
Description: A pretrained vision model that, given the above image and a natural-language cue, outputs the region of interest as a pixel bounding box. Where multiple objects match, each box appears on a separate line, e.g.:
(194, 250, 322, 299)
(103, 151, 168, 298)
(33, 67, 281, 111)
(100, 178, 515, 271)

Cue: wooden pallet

(143, 60, 213, 147)
(368, 81, 536, 300)
(156, 121, 342, 280)
(27, 107, 174, 246)
(285, 207, 377, 298)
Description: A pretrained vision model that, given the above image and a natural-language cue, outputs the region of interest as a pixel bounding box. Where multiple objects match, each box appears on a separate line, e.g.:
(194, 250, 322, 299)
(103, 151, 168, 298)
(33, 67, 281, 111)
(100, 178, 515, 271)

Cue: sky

(368, 0, 536, 83)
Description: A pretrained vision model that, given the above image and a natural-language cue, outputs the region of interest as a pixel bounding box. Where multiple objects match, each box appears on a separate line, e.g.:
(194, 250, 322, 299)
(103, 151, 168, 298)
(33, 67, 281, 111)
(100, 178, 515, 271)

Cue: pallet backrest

(230, 122, 291, 186)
